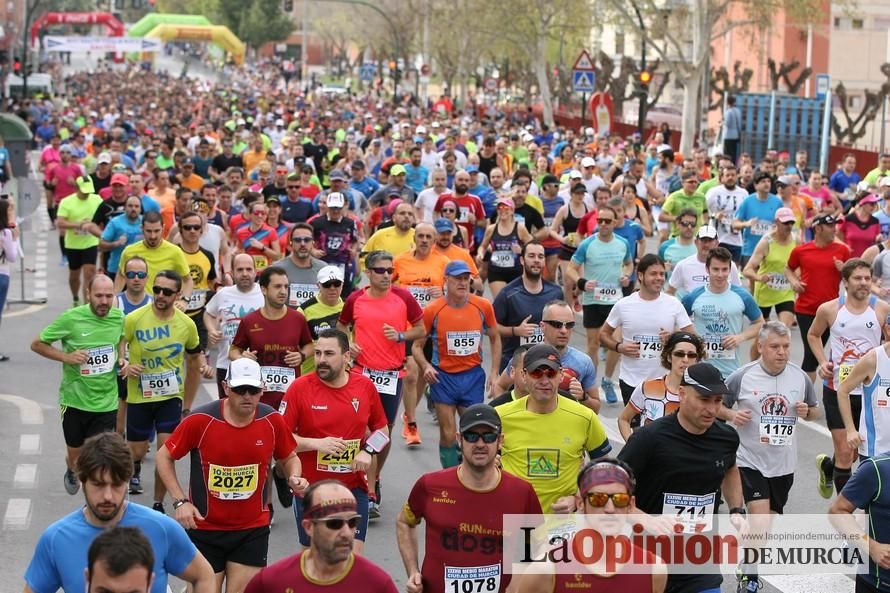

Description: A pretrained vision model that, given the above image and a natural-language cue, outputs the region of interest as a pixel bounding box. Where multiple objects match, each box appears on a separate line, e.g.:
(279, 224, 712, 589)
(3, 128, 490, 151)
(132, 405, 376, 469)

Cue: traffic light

(13, 60, 20, 74)
(639, 70, 652, 88)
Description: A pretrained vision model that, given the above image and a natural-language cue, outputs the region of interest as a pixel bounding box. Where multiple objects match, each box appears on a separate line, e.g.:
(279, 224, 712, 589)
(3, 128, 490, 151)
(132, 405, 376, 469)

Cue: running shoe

(375, 478, 382, 504)
(129, 476, 144, 495)
(405, 422, 422, 446)
(152, 502, 166, 514)
(735, 568, 762, 593)
(401, 413, 411, 438)
(368, 497, 381, 520)
(601, 378, 618, 404)
(816, 454, 834, 499)
(63, 468, 80, 495)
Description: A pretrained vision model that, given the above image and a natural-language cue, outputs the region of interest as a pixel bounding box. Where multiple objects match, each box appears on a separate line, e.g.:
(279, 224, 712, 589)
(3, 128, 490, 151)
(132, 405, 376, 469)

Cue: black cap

(753, 171, 772, 184)
(523, 344, 562, 371)
(812, 213, 838, 226)
(541, 174, 560, 186)
(459, 404, 502, 433)
(681, 363, 729, 396)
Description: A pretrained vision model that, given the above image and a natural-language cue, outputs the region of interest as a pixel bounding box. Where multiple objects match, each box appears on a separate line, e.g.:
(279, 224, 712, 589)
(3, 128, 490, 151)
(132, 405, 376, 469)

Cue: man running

(667, 225, 742, 298)
(178, 210, 217, 379)
(57, 176, 103, 305)
(115, 210, 193, 303)
(275, 223, 326, 309)
(705, 164, 749, 263)
(838, 328, 890, 461)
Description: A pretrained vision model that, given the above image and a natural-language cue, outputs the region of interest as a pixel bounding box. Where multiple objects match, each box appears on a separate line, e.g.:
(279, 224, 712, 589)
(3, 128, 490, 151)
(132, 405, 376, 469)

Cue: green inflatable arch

(128, 14, 213, 38)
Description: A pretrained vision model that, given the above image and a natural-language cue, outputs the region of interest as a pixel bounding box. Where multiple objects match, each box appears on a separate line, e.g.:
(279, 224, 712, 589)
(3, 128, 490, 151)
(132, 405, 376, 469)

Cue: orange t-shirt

(393, 251, 450, 309)
(422, 294, 496, 373)
(434, 244, 479, 276)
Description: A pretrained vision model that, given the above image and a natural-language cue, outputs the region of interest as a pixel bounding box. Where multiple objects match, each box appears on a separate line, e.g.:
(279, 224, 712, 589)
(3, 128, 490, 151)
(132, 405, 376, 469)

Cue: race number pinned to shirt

(766, 274, 790, 291)
(592, 283, 619, 303)
(208, 463, 259, 500)
(760, 415, 796, 446)
(447, 331, 482, 356)
(704, 335, 734, 360)
(288, 283, 316, 307)
(664, 492, 715, 534)
(252, 255, 269, 270)
(752, 220, 773, 236)
(316, 439, 361, 473)
(490, 250, 515, 268)
(408, 286, 433, 308)
(444, 565, 501, 593)
(520, 326, 545, 346)
(839, 364, 854, 385)
(633, 334, 662, 359)
(362, 368, 399, 396)
(185, 289, 208, 311)
(262, 366, 296, 392)
(80, 345, 116, 376)
(141, 369, 180, 398)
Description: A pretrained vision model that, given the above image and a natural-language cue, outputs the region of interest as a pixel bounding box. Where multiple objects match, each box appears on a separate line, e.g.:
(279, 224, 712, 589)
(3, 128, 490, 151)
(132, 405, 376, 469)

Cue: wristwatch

(729, 506, 747, 516)
(172, 498, 190, 510)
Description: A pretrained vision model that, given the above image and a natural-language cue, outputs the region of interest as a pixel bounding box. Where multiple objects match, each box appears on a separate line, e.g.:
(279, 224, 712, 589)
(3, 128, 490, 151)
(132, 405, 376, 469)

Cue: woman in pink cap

(838, 192, 882, 257)
(475, 197, 533, 298)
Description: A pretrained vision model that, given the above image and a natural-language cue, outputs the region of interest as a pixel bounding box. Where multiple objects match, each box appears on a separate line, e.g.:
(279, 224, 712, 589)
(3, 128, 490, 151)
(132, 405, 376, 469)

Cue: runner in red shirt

(156, 358, 308, 592)
(231, 266, 314, 410)
(234, 200, 280, 271)
(337, 249, 424, 519)
(396, 404, 542, 593)
(434, 170, 485, 249)
(280, 328, 389, 554)
(244, 481, 398, 593)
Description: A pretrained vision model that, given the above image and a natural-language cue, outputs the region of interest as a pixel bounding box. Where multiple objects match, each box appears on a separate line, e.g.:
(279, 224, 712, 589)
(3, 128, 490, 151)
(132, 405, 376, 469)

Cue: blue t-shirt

(0, 147, 9, 179)
(24, 502, 196, 593)
(876, 210, 890, 238)
(614, 221, 645, 280)
(840, 454, 890, 592)
(404, 163, 429, 194)
(659, 238, 697, 284)
(572, 234, 631, 306)
(137, 193, 161, 213)
(492, 276, 564, 371)
(350, 176, 380, 200)
(561, 345, 597, 391)
(829, 169, 861, 197)
(101, 215, 144, 273)
(735, 194, 782, 256)
(682, 284, 762, 377)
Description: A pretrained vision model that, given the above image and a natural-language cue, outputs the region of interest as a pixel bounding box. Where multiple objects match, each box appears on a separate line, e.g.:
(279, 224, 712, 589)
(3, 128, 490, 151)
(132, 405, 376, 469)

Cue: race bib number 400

(362, 368, 399, 396)
(592, 283, 619, 302)
(444, 565, 500, 593)
(80, 345, 116, 376)
(447, 331, 482, 356)
(208, 463, 259, 500)
(664, 492, 715, 534)
(633, 334, 662, 359)
(316, 439, 361, 473)
(760, 415, 796, 446)
(262, 366, 296, 392)
(141, 370, 180, 398)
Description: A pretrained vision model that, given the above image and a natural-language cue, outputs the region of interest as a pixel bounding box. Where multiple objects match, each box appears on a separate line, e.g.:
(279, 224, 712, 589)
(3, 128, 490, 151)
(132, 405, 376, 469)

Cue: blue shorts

(429, 366, 485, 409)
(544, 246, 561, 257)
(126, 398, 182, 441)
(294, 487, 368, 546)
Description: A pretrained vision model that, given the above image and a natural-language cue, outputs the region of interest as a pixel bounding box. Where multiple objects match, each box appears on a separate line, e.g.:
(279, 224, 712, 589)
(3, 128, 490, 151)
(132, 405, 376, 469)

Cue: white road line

(0, 394, 44, 425)
(763, 573, 853, 593)
(13, 464, 38, 488)
(19, 434, 40, 455)
(799, 418, 833, 439)
(34, 269, 46, 279)
(3, 498, 32, 529)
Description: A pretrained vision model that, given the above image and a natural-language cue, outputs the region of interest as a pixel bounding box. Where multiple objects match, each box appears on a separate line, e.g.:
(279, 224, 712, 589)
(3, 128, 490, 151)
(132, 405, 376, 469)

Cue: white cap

(581, 156, 596, 168)
(568, 170, 583, 179)
(879, 176, 890, 188)
(318, 265, 345, 284)
(431, 121, 441, 128)
(226, 358, 263, 388)
(696, 225, 718, 240)
(415, 125, 427, 134)
(327, 192, 346, 208)
(275, 118, 285, 126)
(97, 152, 112, 164)
(584, 127, 595, 136)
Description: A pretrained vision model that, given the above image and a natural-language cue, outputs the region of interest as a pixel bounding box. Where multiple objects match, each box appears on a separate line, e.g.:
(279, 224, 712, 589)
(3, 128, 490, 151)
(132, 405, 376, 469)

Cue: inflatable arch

(30, 11, 124, 44)
(128, 14, 213, 38)
(144, 24, 245, 65)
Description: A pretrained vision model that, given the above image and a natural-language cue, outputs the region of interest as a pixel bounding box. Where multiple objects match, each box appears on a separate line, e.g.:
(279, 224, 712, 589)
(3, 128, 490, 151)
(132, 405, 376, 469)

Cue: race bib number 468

(80, 345, 116, 376)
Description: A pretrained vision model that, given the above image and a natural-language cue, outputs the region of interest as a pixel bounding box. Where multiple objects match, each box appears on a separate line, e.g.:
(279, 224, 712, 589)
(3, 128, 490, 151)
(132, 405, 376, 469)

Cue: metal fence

(737, 92, 826, 163)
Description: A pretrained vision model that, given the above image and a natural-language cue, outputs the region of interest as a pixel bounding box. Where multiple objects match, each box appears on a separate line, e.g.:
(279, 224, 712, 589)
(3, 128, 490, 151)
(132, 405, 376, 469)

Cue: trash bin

(0, 113, 33, 178)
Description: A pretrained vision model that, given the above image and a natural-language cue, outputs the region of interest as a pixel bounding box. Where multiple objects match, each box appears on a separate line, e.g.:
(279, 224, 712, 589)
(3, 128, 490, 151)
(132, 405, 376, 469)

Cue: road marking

(799, 418, 833, 439)
(5, 303, 47, 317)
(3, 498, 32, 529)
(34, 269, 46, 279)
(0, 394, 44, 424)
(19, 434, 40, 455)
(763, 573, 852, 593)
(13, 464, 38, 488)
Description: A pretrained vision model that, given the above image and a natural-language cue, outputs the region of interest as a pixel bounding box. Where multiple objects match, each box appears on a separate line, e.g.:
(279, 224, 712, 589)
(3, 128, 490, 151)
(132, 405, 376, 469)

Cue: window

(834, 17, 865, 30)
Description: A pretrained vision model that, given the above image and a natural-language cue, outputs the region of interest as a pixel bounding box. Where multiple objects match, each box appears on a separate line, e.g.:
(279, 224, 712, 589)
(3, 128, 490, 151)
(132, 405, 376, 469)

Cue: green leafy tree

(237, 0, 294, 48)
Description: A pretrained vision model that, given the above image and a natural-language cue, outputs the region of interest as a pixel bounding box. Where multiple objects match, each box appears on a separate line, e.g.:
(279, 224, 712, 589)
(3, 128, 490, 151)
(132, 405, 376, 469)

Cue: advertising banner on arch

(44, 36, 163, 53)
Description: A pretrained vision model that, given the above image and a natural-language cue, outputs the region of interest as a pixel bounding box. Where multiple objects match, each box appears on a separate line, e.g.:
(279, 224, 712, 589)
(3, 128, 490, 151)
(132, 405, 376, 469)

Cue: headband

(579, 462, 634, 494)
(304, 498, 358, 520)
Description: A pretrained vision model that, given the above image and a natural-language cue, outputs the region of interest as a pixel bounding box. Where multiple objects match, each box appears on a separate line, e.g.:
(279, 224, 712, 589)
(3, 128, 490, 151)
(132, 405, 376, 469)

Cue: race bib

(543, 217, 554, 227)
(141, 369, 180, 398)
(316, 439, 361, 473)
(490, 250, 515, 268)
(362, 368, 399, 396)
(704, 335, 734, 360)
(447, 331, 481, 356)
(520, 326, 545, 346)
(766, 274, 790, 291)
(408, 286, 433, 308)
(262, 365, 296, 392)
(752, 220, 773, 235)
(839, 364, 854, 385)
(80, 345, 116, 376)
(759, 415, 796, 446)
(444, 565, 501, 593)
(185, 289, 208, 311)
(633, 334, 662, 359)
(208, 463, 259, 500)
(223, 320, 240, 339)
(459, 206, 470, 222)
(664, 492, 715, 534)
(592, 283, 620, 303)
(252, 254, 268, 270)
(876, 382, 890, 408)
(288, 283, 316, 307)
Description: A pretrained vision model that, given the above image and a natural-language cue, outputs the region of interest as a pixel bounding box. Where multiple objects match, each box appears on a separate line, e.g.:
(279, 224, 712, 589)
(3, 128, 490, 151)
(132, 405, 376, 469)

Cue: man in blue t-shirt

(23, 432, 214, 593)
(733, 171, 782, 264)
(829, 154, 862, 208)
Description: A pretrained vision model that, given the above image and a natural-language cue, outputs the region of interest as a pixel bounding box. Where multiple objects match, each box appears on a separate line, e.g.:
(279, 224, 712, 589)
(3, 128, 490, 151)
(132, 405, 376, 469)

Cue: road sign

(44, 36, 163, 53)
(572, 70, 596, 93)
(572, 50, 594, 71)
(815, 74, 831, 101)
(359, 63, 376, 82)
(485, 78, 498, 92)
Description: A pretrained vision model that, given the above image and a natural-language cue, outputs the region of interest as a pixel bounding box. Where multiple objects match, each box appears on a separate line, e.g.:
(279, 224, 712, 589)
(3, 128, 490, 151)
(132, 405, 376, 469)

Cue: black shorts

(117, 374, 128, 401)
(66, 246, 98, 271)
(618, 379, 636, 406)
(823, 386, 862, 431)
(189, 311, 208, 351)
(358, 367, 404, 425)
(405, 338, 434, 362)
(61, 407, 116, 448)
(126, 398, 182, 442)
(796, 312, 827, 373)
(739, 467, 794, 513)
(216, 367, 227, 399)
(486, 265, 522, 284)
(188, 526, 270, 573)
(582, 303, 614, 329)
(558, 246, 577, 262)
(759, 301, 794, 319)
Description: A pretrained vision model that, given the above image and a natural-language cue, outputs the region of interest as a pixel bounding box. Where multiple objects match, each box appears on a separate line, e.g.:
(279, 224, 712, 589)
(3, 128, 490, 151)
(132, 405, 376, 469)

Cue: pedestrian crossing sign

(572, 70, 595, 93)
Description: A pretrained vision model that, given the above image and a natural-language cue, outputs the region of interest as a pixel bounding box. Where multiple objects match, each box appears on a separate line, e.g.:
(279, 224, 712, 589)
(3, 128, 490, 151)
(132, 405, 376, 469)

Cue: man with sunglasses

(338, 249, 425, 518)
(498, 344, 611, 513)
(397, 404, 541, 593)
(246, 481, 397, 593)
(618, 361, 744, 593)
(659, 170, 708, 237)
(113, 256, 152, 434)
(705, 164, 749, 264)
(311, 191, 361, 298)
(296, 266, 345, 376)
(235, 201, 281, 271)
(157, 357, 307, 592)
(121, 269, 203, 510)
(276, 223, 327, 309)
(280, 173, 314, 224)
(178, 211, 218, 379)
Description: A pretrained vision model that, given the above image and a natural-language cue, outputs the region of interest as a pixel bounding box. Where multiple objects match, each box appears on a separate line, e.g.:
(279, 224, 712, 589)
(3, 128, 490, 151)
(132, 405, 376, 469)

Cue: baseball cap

(445, 260, 472, 277)
(110, 173, 129, 186)
(570, 183, 587, 195)
(878, 176, 890, 188)
(76, 176, 95, 194)
(226, 358, 263, 389)
(569, 170, 583, 180)
(97, 152, 112, 165)
(776, 174, 795, 187)
(541, 174, 560, 186)
(496, 197, 515, 209)
(434, 218, 455, 233)
(581, 156, 597, 168)
(860, 193, 881, 205)
(459, 404, 502, 433)
(390, 164, 407, 176)
(329, 169, 348, 181)
(466, 165, 480, 173)
(265, 195, 281, 205)
(813, 213, 838, 226)
(774, 207, 796, 223)
(181, 157, 194, 167)
(696, 225, 718, 240)
(415, 125, 427, 134)
(327, 192, 346, 208)
(59, 144, 72, 154)
(318, 265, 345, 284)
(523, 344, 562, 371)
(681, 363, 729, 396)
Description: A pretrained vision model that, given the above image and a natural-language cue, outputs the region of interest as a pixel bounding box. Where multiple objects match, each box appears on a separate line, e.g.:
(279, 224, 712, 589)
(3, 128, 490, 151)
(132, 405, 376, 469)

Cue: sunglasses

(231, 385, 262, 396)
(125, 271, 147, 279)
(597, 218, 614, 225)
(543, 320, 576, 330)
(321, 280, 343, 288)
(152, 286, 177, 296)
(315, 516, 361, 530)
(527, 367, 559, 379)
(292, 236, 314, 243)
(252, 210, 267, 216)
(672, 350, 699, 359)
(780, 221, 795, 226)
(287, 185, 300, 189)
(370, 267, 394, 275)
(461, 431, 499, 444)
(585, 491, 632, 508)
(181, 224, 201, 231)
(678, 221, 696, 228)
(441, 208, 456, 213)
